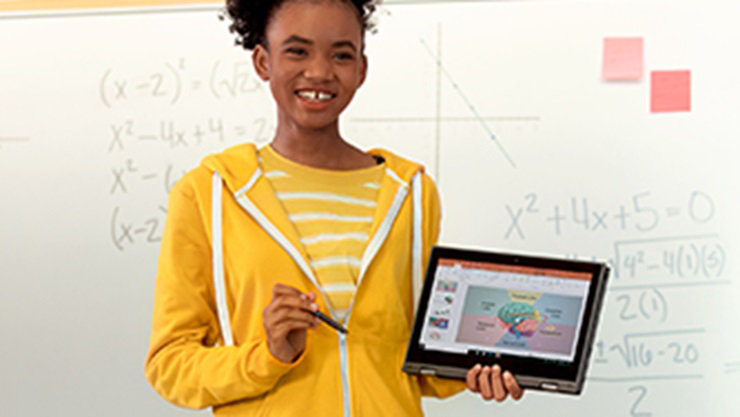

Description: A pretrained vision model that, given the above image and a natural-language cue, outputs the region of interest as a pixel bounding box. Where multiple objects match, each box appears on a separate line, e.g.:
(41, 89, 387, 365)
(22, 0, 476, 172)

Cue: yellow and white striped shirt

(259, 145, 384, 322)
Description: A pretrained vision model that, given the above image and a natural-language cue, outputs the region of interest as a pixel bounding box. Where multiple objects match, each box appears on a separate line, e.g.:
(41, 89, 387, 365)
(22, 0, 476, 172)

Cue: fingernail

(504, 371, 512, 379)
(300, 294, 308, 300)
(310, 303, 319, 311)
(493, 364, 501, 373)
(474, 363, 482, 370)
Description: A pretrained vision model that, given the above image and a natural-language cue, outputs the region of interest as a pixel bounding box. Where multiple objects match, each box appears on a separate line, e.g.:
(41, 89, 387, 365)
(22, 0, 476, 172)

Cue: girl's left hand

(466, 364, 524, 402)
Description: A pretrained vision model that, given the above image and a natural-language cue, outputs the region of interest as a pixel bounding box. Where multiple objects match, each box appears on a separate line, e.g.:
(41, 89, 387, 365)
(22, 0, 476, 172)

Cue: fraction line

(621, 328, 705, 339)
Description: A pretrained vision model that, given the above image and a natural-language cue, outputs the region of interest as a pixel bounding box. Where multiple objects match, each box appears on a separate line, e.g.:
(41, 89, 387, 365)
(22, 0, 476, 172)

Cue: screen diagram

(455, 286, 583, 356)
(420, 259, 591, 362)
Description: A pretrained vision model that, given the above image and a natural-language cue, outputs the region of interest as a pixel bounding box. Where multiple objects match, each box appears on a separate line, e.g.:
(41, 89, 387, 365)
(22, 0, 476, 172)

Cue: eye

(334, 51, 355, 61)
(286, 47, 308, 57)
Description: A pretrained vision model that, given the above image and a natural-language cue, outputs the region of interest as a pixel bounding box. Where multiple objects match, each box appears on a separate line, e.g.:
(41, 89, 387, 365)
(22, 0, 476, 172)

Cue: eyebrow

(281, 35, 358, 52)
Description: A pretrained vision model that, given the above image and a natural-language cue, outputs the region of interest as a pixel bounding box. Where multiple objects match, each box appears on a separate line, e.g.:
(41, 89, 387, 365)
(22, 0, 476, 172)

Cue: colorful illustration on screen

(455, 286, 582, 356)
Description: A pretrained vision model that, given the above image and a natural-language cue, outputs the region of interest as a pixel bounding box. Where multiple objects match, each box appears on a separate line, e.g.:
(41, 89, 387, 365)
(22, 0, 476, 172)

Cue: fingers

(503, 371, 524, 400)
(264, 285, 320, 332)
(264, 284, 322, 363)
(272, 283, 312, 300)
(468, 364, 525, 402)
(264, 307, 317, 329)
(264, 305, 318, 332)
(269, 296, 318, 315)
(478, 366, 493, 400)
(300, 291, 317, 302)
(269, 284, 319, 313)
(466, 364, 482, 393)
(490, 365, 506, 402)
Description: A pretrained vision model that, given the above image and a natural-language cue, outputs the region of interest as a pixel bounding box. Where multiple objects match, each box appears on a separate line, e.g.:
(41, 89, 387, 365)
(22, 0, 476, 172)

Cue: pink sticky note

(602, 37, 643, 80)
(651, 70, 691, 113)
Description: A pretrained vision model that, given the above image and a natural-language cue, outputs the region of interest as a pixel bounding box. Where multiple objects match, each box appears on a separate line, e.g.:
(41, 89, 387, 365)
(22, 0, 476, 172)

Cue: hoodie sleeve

(416, 173, 467, 399)
(145, 170, 302, 409)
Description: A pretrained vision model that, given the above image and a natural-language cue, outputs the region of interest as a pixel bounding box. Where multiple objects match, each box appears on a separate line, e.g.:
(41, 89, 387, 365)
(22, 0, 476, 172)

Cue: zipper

(211, 172, 234, 346)
(338, 172, 412, 416)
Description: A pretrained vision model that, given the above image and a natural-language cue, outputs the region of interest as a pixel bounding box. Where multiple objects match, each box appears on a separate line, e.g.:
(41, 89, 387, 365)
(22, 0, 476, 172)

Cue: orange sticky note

(602, 37, 643, 80)
(651, 70, 691, 113)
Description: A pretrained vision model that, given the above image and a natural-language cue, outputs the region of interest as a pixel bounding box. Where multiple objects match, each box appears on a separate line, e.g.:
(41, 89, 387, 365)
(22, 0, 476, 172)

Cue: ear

(252, 44, 270, 81)
(357, 54, 368, 88)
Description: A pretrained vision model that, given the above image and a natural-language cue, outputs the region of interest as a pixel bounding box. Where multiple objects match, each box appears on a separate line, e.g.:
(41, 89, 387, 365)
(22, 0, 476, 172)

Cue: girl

(145, 0, 523, 415)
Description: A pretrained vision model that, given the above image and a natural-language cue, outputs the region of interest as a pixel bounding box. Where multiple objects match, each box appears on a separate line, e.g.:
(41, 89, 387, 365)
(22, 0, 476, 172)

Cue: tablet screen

(419, 258, 592, 363)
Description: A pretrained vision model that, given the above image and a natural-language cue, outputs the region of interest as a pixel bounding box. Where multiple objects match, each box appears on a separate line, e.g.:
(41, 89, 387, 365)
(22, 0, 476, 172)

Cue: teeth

(297, 90, 333, 102)
(298, 90, 317, 100)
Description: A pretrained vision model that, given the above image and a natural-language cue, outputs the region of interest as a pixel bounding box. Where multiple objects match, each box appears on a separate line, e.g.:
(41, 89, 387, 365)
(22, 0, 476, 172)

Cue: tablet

(403, 246, 609, 395)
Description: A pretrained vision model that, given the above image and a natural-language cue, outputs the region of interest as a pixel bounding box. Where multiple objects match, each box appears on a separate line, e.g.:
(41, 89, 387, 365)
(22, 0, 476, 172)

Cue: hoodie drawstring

(411, 172, 423, 318)
(212, 172, 234, 347)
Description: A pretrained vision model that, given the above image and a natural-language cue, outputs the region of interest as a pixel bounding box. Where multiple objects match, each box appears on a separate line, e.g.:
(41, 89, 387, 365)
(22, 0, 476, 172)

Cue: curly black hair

(223, 0, 380, 50)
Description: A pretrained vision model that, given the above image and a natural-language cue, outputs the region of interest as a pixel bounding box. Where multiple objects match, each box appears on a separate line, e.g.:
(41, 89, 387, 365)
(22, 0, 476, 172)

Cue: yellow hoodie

(145, 143, 464, 416)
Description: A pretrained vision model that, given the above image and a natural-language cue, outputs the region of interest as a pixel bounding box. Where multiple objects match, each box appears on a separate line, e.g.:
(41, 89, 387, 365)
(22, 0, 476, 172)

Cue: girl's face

(253, 0, 367, 132)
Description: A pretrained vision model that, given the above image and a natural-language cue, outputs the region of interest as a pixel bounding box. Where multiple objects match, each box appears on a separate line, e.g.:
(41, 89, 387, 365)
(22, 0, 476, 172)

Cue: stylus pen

(312, 310, 348, 334)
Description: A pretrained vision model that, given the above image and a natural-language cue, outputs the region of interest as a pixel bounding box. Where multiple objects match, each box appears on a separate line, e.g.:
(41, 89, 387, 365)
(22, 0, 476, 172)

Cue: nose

(303, 55, 333, 81)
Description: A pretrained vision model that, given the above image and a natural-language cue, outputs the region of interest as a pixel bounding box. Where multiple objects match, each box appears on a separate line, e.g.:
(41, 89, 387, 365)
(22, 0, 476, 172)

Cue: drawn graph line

(434, 23, 442, 181)
(419, 37, 517, 168)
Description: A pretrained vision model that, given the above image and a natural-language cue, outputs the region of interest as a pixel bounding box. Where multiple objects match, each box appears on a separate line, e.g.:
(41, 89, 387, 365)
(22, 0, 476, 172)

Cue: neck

(270, 118, 375, 170)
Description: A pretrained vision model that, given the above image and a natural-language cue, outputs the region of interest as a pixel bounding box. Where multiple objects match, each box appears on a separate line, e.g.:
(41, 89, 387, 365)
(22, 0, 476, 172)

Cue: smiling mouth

(295, 90, 336, 102)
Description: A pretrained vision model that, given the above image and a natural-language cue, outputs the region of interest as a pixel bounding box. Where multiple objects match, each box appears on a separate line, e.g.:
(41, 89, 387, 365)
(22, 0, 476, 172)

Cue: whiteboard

(1, 1, 738, 416)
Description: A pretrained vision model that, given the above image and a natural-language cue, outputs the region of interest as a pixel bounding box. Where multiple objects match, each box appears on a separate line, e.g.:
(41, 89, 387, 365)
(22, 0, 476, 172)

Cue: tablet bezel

(403, 246, 609, 394)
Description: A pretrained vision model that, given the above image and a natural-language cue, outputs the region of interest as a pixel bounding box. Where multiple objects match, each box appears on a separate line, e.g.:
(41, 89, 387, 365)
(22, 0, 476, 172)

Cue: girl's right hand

(466, 364, 524, 402)
(263, 284, 320, 363)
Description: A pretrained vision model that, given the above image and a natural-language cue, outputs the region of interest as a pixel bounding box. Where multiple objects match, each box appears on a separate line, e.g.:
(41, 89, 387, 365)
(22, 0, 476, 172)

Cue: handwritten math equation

(106, 116, 274, 251)
(109, 158, 187, 196)
(594, 328, 704, 371)
(614, 235, 725, 281)
(590, 326, 709, 416)
(107, 117, 274, 152)
(101, 55, 276, 251)
(99, 59, 262, 107)
(504, 191, 715, 239)
(110, 205, 167, 252)
(105, 74, 274, 253)
(496, 191, 733, 415)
